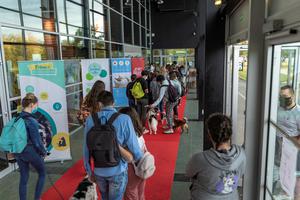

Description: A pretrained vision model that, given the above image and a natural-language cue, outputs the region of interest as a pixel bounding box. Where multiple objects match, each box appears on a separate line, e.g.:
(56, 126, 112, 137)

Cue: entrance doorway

(225, 41, 249, 145)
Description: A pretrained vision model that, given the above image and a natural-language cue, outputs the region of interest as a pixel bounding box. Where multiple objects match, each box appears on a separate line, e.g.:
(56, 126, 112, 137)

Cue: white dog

(147, 108, 158, 134)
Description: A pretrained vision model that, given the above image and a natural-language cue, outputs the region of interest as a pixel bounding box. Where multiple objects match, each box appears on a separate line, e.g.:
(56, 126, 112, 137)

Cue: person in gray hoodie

(186, 113, 246, 200)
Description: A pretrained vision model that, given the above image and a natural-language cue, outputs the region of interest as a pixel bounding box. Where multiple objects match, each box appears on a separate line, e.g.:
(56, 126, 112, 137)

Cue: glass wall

(0, 0, 151, 133)
(265, 42, 300, 199)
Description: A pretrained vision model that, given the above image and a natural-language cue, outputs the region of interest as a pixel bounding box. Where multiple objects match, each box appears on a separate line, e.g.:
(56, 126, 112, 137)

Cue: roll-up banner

(111, 58, 132, 107)
(131, 57, 145, 77)
(81, 59, 111, 97)
(18, 60, 71, 162)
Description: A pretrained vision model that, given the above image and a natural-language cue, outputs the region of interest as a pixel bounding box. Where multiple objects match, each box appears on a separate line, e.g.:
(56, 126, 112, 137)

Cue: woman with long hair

(186, 113, 246, 200)
(77, 80, 105, 125)
(15, 93, 47, 200)
(119, 107, 146, 200)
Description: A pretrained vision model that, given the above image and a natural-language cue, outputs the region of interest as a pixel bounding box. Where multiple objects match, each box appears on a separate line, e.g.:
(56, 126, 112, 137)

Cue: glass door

(265, 42, 300, 200)
(225, 42, 248, 146)
(0, 36, 11, 178)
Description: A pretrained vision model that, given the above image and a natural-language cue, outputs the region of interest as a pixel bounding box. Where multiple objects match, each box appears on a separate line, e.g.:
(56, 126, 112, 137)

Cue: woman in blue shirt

(15, 93, 47, 200)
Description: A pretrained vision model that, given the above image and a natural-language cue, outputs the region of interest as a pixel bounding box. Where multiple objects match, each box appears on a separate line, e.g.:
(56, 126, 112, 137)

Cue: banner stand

(18, 60, 72, 162)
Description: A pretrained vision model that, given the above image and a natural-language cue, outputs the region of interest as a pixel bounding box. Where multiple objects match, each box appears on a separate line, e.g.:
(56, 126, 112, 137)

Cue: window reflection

(0, 0, 19, 10)
(0, 8, 21, 25)
(110, 0, 121, 12)
(110, 10, 122, 43)
(134, 24, 140, 45)
(123, 0, 132, 19)
(124, 18, 133, 44)
(141, 28, 146, 47)
(111, 43, 124, 58)
(64, 60, 82, 85)
(61, 36, 90, 59)
(3, 27, 58, 98)
(92, 41, 110, 58)
(133, 0, 140, 23)
(67, 92, 82, 132)
(57, 0, 85, 36)
(90, 1, 109, 40)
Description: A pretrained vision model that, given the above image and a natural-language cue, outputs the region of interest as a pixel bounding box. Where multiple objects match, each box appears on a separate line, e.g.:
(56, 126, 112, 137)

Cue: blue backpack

(0, 116, 28, 153)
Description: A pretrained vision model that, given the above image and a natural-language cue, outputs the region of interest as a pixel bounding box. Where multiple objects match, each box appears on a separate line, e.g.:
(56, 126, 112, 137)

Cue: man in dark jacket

(126, 74, 137, 108)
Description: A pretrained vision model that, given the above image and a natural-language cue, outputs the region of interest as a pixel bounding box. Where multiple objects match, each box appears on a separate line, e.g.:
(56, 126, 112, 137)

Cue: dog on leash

(173, 117, 189, 134)
(146, 108, 158, 134)
(70, 177, 98, 200)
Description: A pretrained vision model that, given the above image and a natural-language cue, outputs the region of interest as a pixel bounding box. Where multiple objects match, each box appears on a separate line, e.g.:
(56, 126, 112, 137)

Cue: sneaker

(143, 129, 150, 134)
(164, 129, 174, 134)
(163, 125, 169, 129)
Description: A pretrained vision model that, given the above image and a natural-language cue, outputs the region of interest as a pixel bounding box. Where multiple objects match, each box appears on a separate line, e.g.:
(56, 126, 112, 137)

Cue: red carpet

(42, 97, 186, 200)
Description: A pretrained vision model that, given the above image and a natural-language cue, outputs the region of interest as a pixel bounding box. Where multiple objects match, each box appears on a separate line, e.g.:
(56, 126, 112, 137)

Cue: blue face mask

(32, 106, 39, 114)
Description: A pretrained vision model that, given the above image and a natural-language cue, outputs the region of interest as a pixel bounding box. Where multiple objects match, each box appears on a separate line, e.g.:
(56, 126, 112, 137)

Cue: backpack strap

(91, 113, 101, 126)
(108, 113, 120, 125)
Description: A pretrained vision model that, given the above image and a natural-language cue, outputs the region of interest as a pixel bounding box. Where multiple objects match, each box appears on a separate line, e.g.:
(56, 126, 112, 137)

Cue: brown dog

(173, 117, 189, 134)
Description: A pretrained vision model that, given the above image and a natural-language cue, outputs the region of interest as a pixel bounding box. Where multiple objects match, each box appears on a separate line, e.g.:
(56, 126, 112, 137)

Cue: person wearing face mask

(15, 93, 47, 200)
(274, 85, 300, 197)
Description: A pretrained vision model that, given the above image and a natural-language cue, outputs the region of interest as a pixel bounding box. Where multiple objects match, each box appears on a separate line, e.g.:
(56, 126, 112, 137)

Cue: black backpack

(166, 80, 179, 103)
(87, 113, 121, 168)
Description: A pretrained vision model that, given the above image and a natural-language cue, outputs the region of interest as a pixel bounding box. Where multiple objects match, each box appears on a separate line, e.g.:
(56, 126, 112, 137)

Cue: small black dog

(70, 177, 98, 200)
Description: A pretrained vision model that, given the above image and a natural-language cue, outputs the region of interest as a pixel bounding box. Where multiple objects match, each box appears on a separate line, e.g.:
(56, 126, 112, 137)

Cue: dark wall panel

(152, 1, 200, 49)
(203, 0, 226, 150)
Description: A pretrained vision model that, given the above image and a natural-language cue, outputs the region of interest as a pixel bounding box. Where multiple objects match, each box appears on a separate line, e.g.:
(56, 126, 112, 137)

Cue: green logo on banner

(99, 70, 108, 78)
(29, 63, 57, 75)
(86, 73, 94, 81)
(53, 102, 62, 111)
(88, 63, 101, 76)
(25, 85, 35, 93)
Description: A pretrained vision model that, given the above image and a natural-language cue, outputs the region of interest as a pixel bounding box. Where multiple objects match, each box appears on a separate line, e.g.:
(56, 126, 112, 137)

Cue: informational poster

(81, 59, 111, 97)
(111, 58, 132, 107)
(280, 138, 297, 197)
(18, 60, 71, 162)
(131, 57, 145, 77)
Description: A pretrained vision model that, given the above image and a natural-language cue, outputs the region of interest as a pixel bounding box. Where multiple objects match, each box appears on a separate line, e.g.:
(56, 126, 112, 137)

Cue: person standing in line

(186, 113, 246, 200)
(135, 70, 150, 133)
(77, 80, 105, 125)
(119, 107, 147, 200)
(126, 74, 137, 108)
(15, 93, 47, 200)
(150, 73, 164, 120)
(148, 71, 181, 134)
(83, 91, 143, 200)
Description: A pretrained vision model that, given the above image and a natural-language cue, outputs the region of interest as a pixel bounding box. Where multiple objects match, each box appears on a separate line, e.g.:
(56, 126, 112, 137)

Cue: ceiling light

(157, 0, 164, 5)
(124, 0, 132, 6)
(215, 0, 222, 6)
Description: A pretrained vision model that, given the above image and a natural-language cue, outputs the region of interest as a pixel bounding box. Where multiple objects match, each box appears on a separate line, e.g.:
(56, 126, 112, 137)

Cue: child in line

(186, 113, 246, 200)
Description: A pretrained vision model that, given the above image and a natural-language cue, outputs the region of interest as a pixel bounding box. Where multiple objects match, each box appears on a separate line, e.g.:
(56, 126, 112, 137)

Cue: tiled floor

(171, 92, 203, 200)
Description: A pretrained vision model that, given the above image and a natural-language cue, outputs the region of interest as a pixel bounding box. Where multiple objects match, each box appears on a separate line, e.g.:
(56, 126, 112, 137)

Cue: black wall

(151, 0, 225, 150)
(203, 1, 226, 150)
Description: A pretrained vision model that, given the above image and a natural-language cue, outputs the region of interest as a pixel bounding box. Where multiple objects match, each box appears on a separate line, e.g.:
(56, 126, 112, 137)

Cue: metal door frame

(0, 28, 15, 179)
(260, 27, 300, 199)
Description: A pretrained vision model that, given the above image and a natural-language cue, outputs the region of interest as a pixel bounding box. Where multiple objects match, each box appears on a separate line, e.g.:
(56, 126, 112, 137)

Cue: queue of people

(0, 63, 249, 200)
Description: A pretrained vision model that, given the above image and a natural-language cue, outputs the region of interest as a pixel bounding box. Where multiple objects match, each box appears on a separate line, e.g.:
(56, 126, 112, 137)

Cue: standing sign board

(18, 60, 71, 162)
(111, 58, 132, 107)
(81, 59, 111, 97)
(131, 58, 145, 77)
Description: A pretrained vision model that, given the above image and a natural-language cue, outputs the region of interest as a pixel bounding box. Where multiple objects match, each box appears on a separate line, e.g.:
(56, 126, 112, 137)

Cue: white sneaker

(164, 129, 174, 134)
(143, 129, 150, 134)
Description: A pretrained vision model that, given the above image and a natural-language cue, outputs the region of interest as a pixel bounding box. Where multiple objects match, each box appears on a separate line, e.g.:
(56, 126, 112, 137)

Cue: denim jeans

(15, 145, 46, 200)
(95, 170, 128, 200)
(136, 98, 148, 126)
